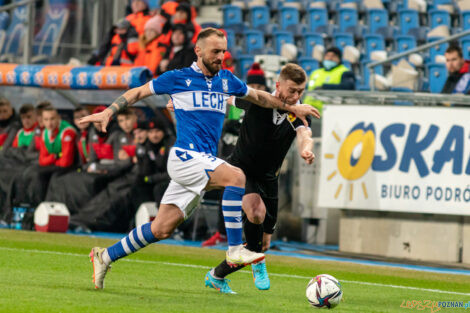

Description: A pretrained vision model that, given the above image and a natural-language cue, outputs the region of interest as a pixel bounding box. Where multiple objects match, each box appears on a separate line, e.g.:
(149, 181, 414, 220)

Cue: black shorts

(244, 175, 278, 234)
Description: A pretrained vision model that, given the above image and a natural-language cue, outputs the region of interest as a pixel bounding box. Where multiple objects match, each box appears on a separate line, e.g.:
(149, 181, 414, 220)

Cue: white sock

(228, 244, 242, 255)
(102, 249, 111, 266)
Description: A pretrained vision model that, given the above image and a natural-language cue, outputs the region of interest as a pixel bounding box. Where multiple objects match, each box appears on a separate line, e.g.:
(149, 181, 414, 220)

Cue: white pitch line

(1, 246, 469, 296)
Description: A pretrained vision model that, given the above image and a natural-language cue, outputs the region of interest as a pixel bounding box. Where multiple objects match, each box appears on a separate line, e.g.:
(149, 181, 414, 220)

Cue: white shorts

(161, 147, 225, 218)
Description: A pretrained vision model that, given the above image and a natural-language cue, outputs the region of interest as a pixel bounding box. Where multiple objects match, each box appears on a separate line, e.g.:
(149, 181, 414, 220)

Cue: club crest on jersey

(222, 79, 228, 92)
(185, 79, 192, 87)
(287, 112, 296, 122)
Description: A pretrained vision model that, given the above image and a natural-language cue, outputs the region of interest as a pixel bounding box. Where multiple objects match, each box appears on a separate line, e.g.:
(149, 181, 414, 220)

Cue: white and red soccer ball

(306, 274, 343, 309)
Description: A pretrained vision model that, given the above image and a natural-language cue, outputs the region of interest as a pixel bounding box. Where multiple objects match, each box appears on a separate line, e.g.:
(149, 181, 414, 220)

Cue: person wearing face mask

(303, 47, 356, 114)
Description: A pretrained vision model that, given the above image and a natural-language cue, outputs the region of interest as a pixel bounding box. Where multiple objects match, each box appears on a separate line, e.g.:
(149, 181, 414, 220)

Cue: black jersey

(229, 97, 310, 180)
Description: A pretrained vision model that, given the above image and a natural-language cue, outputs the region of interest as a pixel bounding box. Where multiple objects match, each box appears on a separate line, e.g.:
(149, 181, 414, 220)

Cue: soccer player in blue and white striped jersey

(79, 28, 320, 289)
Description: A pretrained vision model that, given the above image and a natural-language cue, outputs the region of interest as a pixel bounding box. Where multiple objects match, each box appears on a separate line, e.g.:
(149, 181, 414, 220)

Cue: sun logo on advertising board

(324, 122, 376, 201)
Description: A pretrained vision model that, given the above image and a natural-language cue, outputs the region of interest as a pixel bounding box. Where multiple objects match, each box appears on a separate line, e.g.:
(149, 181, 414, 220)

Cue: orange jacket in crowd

(135, 35, 168, 77)
(105, 33, 139, 66)
(126, 11, 151, 36)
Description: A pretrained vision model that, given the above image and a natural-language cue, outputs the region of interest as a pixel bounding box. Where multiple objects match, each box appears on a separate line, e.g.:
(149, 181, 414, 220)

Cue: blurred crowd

(0, 98, 176, 233)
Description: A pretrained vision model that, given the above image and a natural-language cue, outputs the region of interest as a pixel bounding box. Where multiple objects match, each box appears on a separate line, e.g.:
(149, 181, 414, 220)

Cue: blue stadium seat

(427, 36, 448, 63)
(333, 33, 354, 53)
(407, 26, 430, 42)
(462, 11, 470, 33)
(307, 7, 328, 32)
(237, 55, 255, 79)
(257, 23, 279, 37)
(360, 61, 384, 90)
(398, 9, 419, 35)
(250, 5, 270, 30)
(303, 33, 324, 58)
(32, 8, 69, 63)
(0, 12, 9, 30)
(224, 29, 236, 50)
(461, 39, 470, 59)
(1, 4, 27, 61)
(427, 63, 447, 93)
(364, 34, 385, 59)
(338, 8, 358, 33)
(286, 23, 307, 38)
(431, 0, 453, 7)
(394, 35, 417, 53)
(244, 30, 265, 54)
(279, 6, 300, 30)
(428, 9, 451, 29)
(273, 30, 294, 55)
(298, 57, 319, 76)
(377, 25, 399, 42)
(367, 9, 388, 34)
(222, 5, 243, 27)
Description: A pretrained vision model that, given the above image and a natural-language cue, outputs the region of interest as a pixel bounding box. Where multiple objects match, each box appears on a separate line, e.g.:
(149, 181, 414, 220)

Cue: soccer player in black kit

(205, 63, 317, 294)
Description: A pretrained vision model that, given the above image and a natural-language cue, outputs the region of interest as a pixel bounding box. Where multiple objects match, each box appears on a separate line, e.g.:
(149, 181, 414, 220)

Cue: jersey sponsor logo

(205, 77, 212, 90)
(185, 79, 192, 87)
(222, 79, 228, 92)
(175, 149, 193, 162)
(149, 150, 156, 160)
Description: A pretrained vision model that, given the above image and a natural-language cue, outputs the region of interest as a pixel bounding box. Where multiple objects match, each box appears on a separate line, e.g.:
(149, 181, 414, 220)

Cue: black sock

(213, 260, 245, 278)
(244, 220, 263, 252)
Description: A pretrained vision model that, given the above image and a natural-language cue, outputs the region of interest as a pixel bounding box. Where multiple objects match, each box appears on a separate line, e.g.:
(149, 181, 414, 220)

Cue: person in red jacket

(104, 18, 140, 67)
(39, 106, 77, 168)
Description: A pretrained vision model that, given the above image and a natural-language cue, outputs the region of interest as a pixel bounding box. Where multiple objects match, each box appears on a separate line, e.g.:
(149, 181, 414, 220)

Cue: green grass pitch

(1, 229, 469, 313)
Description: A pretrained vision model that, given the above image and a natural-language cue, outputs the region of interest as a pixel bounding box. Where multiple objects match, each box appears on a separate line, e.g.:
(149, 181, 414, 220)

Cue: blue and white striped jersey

(149, 62, 248, 156)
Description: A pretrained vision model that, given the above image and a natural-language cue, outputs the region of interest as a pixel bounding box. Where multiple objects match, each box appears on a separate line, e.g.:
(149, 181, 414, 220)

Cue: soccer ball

(306, 274, 342, 309)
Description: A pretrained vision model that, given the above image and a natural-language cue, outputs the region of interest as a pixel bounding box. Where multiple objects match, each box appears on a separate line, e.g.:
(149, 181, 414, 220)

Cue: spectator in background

(73, 106, 91, 166)
(172, 2, 200, 43)
(135, 14, 168, 76)
(303, 47, 355, 113)
(126, 0, 151, 36)
(39, 106, 77, 168)
(222, 51, 235, 73)
(0, 97, 20, 154)
(441, 45, 470, 94)
(157, 24, 196, 75)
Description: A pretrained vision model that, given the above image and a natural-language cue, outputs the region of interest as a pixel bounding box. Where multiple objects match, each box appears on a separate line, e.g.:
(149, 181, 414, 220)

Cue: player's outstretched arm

(244, 88, 320, 126)
(296, 127, 315, 165)
(78, 82, 154, 132)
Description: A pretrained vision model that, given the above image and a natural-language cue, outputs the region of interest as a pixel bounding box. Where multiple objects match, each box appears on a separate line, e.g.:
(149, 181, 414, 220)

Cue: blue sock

(222, 186, 244, 246)
(106, 222, 159, 262)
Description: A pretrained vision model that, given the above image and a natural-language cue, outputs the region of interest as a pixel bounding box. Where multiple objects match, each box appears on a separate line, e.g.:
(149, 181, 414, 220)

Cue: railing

(366, 29, 470, 92)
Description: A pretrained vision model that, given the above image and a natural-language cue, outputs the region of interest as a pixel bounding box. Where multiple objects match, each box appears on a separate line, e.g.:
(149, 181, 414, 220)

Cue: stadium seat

(273, 30, 294, 55)
(428, 9, 451, 29)
(250, 5, 270, 30)
(364, 34, 385, 60)
(307, 7, 328, 32)
(279, 6, 300, 30)
(0, 12, 9, 30)
(360, 61, 384, 90)
(32, 8, 70, 63)
(222, 5, 243, 27)
(298, 56, 319, 76)
(407, 26, 429, 43)
(427, 36, 448, 63)
(0, 30, 5, 54)
(398, 9, 419, 35)
(237, 54, 255, 79)
(338, 8, 358, 33)
(244, 30, 265, 54)
(286, 23, 307, 38)
(427, 63, 447, 93)
(303, 33, 324, 58)
(462, 11, 470, 33)
(367, 9, 388, 34)
(461, 39, 470, 59)
(1, 4, 27, 62)
(224, 28, 236, 50)
(333, 33, 354, 53)
(395, 35, 417, 53)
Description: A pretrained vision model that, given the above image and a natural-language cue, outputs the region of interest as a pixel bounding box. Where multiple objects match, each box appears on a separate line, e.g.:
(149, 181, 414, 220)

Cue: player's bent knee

(247, 208, 266, 224)
(228, 167, 245, 187)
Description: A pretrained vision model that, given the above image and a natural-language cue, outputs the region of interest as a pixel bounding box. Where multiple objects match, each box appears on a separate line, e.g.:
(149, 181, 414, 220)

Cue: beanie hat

(148, 116, 166, 132)
(246, 62, 266, 87)
(325, 46, 342, 60)
(92, 105, 107, 114)
(135, 120, 149, 130)
(114, 18, 131, 30)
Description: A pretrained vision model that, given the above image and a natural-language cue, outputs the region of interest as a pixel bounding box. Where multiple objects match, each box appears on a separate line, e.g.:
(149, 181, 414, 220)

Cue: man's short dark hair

(36, 101, 52, 114)
(116, 107, 136, 116)
(74, 106, 89, 114)
(445, 45, 463, 58)
(0, 97, 11, 107)
(196, 27, 225, 43)
(279, 63, 307, 85)
(19, 103, 35, 115)
(325, 47, 343, 60)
